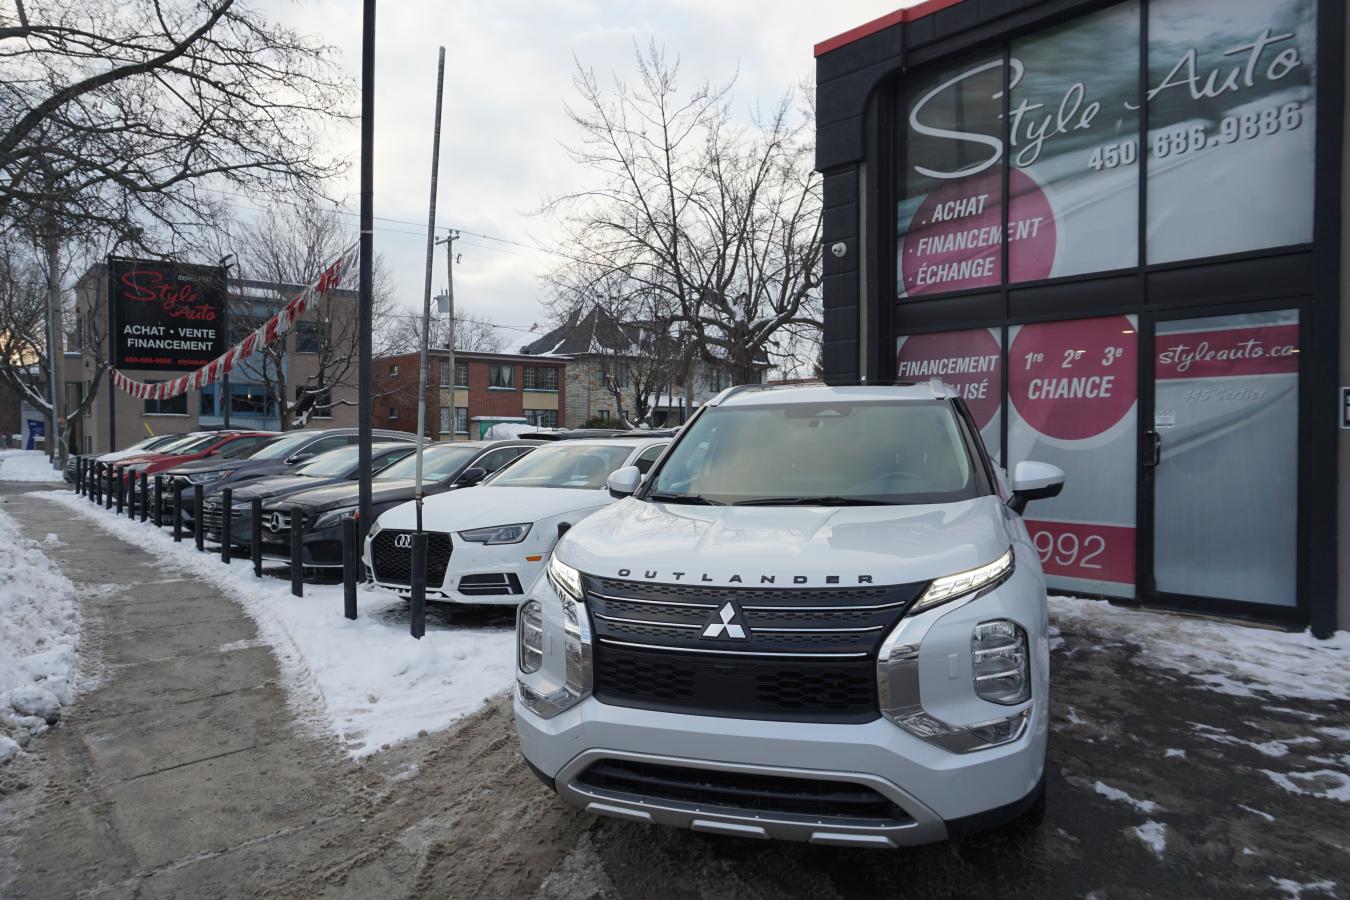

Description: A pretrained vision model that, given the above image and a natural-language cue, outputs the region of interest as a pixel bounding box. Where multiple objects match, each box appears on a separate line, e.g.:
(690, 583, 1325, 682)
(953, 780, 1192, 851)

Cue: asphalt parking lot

(1, 480, 1348, 899)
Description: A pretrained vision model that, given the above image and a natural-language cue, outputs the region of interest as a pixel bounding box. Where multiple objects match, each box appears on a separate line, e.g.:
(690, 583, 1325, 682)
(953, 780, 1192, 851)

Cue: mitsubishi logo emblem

(702, 602, 747, 640)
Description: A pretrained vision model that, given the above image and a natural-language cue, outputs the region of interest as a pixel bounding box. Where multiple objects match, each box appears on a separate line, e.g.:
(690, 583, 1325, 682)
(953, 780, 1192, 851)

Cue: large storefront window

(1009, 2, 1141, 281)
(1008, 316, 1139, 597)
(897, 54, 1006, 298)
(896, 0, 1318, 296)
(1146, 0, 1317, 263)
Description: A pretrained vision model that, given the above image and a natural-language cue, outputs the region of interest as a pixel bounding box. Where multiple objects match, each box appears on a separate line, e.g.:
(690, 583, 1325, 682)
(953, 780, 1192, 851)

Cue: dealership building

(814, 0, 1346, 635)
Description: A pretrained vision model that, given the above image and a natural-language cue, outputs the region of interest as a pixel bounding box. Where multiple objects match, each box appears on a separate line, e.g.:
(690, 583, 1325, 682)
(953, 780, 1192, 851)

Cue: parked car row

(82, 426, 674, 608)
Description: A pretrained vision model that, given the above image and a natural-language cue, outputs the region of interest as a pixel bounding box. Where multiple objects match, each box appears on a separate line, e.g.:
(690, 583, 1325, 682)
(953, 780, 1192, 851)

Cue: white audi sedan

(364, 437, 670, 604)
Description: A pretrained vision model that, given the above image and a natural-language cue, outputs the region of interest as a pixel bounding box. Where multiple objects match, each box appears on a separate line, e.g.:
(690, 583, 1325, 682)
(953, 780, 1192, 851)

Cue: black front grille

(370, 530, 453, 588)
(586, 576, 924, 723)
(575, 759, 910, 823)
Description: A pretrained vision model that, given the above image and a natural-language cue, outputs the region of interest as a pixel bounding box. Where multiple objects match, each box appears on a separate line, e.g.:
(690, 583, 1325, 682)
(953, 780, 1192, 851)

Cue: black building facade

(815, 0, 1345, 635)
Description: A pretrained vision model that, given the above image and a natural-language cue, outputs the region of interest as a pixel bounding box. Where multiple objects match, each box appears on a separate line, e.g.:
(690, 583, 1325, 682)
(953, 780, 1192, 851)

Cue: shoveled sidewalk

(0, 490, 374, 897)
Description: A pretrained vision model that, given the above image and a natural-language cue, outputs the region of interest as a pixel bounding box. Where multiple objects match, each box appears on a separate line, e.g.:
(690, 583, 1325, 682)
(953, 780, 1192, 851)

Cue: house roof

(519, 305, 637, 358)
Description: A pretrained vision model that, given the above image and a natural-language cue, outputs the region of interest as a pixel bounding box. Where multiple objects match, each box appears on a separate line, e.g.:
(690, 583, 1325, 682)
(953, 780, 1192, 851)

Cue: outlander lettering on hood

(615, 569, 875, 585)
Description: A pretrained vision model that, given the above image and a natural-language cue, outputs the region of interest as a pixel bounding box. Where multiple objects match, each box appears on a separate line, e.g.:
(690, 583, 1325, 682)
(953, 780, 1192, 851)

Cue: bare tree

(542, 43, 823, 387)
(381, 307, 505, 357)
(0, 0, 351, 251)
(231, 203, 388, 430)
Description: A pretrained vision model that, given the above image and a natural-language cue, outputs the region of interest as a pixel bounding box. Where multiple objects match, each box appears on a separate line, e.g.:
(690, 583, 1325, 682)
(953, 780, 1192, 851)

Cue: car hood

(556, 495, 1017, 588)
(377, 486, 612, 533)
(229, 474, 336, 501)
(268, 478, 426, 512)
(168, 457, 276, 476)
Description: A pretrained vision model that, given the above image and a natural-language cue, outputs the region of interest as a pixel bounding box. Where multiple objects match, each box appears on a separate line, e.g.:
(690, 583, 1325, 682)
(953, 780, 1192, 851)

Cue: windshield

(376, 445, 480, 481)
(488, 443, 632, 490)
(647, 401, 981, 506)
(169, 434, 222, 455)
(248, 432, 320, 460)
(295, 445, 363, 477)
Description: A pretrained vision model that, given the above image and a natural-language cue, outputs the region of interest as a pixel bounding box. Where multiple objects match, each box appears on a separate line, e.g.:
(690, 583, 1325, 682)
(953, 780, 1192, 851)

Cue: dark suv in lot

(256, 440, 538, 568)
(201, 441, 414, 550)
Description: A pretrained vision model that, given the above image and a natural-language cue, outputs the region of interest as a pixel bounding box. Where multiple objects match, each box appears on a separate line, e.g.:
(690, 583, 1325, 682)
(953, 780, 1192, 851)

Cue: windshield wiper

(647, 491, 724, 506)
(734, 496, 892, 507)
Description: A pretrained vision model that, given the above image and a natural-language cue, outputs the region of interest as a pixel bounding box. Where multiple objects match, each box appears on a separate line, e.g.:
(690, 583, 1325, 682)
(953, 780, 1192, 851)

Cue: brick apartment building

(375, 350, 569, 439)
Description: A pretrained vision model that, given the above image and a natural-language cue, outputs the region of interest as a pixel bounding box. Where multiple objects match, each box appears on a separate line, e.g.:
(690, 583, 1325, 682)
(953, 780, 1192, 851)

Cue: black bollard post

(220, 489, 232, 564)
(75, 457, 83, 495)
(114, 467, 125, 514)
(193, 484, 205, 551)
(79, 458, 87, 496)
(342, 518, 358, 620)
(139, 473, 149, 522)
(153, 477, 164, 528)
(104, 465, 113, 510)
(173, 482, 184, 542)
(290, 507, 304, 597)
(251, 498, 263, 578)
(410, 532, 427, 639)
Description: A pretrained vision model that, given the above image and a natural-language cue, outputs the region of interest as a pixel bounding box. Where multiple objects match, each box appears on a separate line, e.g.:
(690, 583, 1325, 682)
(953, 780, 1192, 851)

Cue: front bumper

(363, 531, 547, 606)
(515, 693, 1046, 847)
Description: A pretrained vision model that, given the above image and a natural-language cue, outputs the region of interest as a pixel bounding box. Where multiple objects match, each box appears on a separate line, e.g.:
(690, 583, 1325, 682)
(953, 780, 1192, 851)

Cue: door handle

(1143, 431, 1162, 468)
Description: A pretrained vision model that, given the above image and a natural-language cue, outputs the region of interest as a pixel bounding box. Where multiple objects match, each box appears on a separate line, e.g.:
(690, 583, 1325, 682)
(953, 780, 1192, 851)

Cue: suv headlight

(517, 556, 592, 719)
(912, 548, 1013, 613)
(313, 505, 358, 529)
(188, 470, 231, 485)
(458, 523, 532, 545)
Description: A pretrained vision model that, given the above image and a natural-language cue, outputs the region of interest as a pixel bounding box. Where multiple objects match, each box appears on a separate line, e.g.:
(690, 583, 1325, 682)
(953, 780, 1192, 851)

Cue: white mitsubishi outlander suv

(513, 382, 1066, 848)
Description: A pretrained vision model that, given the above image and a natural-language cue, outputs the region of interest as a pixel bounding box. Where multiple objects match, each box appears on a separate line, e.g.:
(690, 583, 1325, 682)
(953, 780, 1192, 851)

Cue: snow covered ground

(0, 507, 81, 762)
(39, 490, 515, 758)
(0, 451, 63, 483)
(1048, 595, 1350, 702)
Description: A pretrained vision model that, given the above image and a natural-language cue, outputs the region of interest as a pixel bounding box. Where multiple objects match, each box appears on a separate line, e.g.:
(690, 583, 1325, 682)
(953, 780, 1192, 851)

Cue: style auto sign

(109, 258, 227, 373)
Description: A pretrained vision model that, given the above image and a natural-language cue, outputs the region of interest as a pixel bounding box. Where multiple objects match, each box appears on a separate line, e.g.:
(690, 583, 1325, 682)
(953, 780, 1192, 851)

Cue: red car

(114, 431, 277, 483)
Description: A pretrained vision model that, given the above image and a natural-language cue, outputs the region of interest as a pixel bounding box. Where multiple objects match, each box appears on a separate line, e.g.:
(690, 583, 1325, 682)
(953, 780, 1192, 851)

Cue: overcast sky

(263, 0, 916, 351)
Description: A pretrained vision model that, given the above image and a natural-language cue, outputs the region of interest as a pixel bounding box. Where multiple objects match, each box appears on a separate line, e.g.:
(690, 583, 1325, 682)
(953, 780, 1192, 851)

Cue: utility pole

(435, 229, 460, 439)
(44, 221, 64, 467)
(357, 0, 377, 540)
(413, 47, 446, 534)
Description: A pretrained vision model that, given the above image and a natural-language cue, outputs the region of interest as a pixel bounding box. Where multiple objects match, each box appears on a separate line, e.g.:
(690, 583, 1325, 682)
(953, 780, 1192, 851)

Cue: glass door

(1142, 309, 1301, 612)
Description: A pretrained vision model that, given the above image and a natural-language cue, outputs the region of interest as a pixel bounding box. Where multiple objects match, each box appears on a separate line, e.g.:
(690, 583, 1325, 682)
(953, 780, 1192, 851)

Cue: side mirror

(607, 465, 641, 499)
(457, 466, 487, 487)
(288, 452, 315, 465)
(1009, 461, 1065, 515)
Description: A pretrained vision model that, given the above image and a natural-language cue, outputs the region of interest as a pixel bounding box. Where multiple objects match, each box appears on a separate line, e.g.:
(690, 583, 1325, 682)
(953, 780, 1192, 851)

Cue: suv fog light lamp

(518, 600, 544, 674)
(913, 548, 1013, 613)
(972, 619, 1030, 705)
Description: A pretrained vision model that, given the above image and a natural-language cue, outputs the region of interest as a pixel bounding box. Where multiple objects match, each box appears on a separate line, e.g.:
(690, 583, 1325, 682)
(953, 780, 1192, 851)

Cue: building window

(454, 407, 468, 434)
(523, 366, 558, 391)
(294, 321, 328, 354)
(456, 360, 469, 388)
(438, 360, 450, 388)
(489, 364, 515, 390)
(524, 409, 559, 428)
(601, 360, 628, 388)
(295, 385, 333, 419)
(596, 409, 609, 422)
(144, 381, 187, 416)
(439, 406, 451, 434)
(389, 364, 399, 377)
(388, 405, 399, 420)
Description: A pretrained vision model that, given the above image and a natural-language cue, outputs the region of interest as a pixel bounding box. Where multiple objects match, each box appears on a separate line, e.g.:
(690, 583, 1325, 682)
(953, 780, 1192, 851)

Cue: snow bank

(0, 507, 81, 757)
(40, 491, 515, 759)
(1049, 596, 1350, 702)
(0, 450, 64, 483)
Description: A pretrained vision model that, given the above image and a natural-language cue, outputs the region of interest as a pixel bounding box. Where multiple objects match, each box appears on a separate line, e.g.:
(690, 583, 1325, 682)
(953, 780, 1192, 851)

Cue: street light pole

(435, 230, 459, 439)
(414, 47, 446, 534)
(357, 0, 377, 540)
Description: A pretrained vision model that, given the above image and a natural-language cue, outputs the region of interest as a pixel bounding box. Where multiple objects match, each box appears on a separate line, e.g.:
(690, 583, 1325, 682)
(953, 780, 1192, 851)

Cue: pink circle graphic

(895, 329, 1002, 430)
(1009, 316, 1137, 441)
(901, 168, 1056, 297)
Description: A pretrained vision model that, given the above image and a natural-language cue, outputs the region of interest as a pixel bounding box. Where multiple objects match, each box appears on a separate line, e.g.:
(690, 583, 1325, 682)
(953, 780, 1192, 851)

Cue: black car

(257, 440, 539, 568)
(200, 442, 415, 548)
(155, 427, 415, 523)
